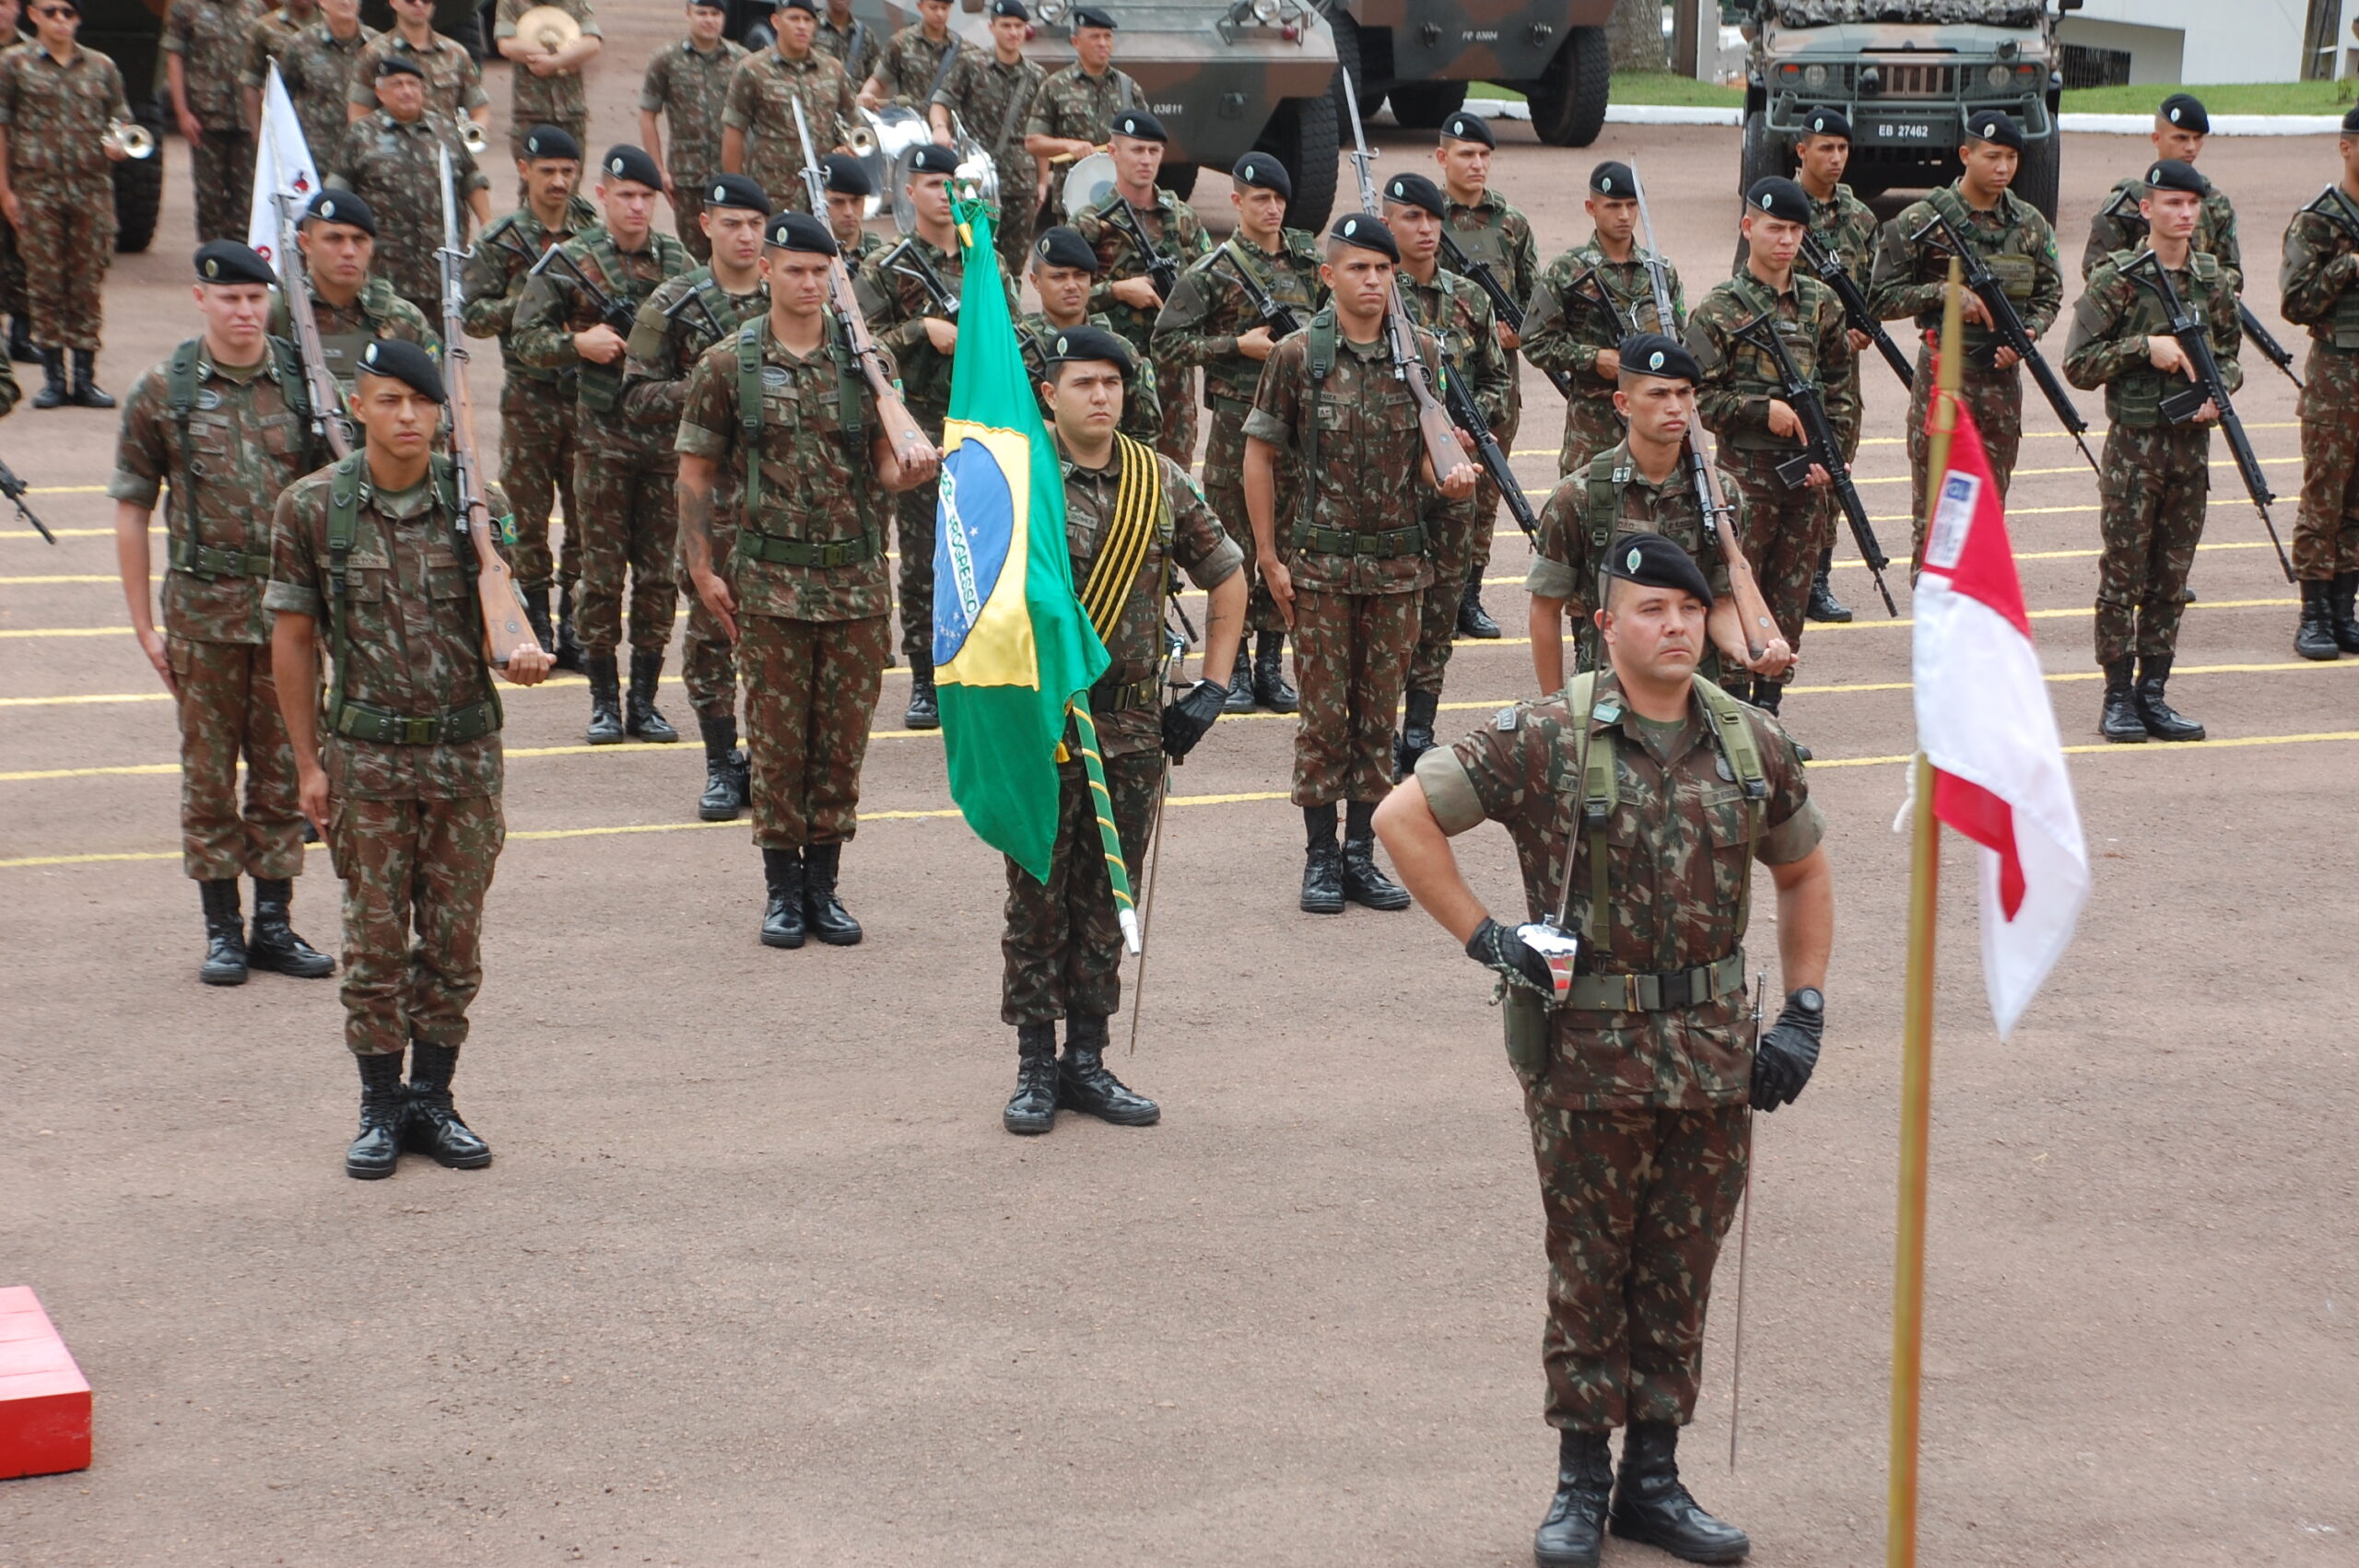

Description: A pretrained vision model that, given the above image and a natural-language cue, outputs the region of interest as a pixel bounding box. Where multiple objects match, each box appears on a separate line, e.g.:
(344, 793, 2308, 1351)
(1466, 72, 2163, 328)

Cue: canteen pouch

(2330, 288, 2359, 351)
(1985, 252, 2036, 303)
(1500, 984, 1552, 1073)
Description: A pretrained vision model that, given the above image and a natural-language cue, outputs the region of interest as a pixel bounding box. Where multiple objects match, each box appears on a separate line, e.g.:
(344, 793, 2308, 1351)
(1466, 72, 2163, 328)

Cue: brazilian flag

(933, 198, 1140, 945)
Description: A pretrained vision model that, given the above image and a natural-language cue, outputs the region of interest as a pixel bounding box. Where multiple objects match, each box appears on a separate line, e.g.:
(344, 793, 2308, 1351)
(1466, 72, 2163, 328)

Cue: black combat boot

(1395, 687, 1439, 779)
(1533, 1428, 1616, 1568)
(802, 842, 863, 945)
(2135, 654, 2205, 742)
(2294, 579, 2341, 661)
(2099, 659, 2146, 743)
(551, 583, 586, 672)
(31, 346, 65, 409)
(697, 713, 749, 821)
(1611, 1422, 1750, 1563)
(1003, 1023, 1058, 1135)
(2333, 571, 2359, 654)
(198, 878, 248, 985)
(68, 349, 111, 409)
(1056, 1012, 1160, 1125)
(1806, 546, 1852, 623)
(403, 1041, 492, 1169)
(1300, 803, 1344, 915)
(1223, 636, 1256, 713)
(522, 585, 557, 659)
(1458, 573, 1501, 638)
(760, 847, 806, 949)
(584, 653, 624, 744)
(1252, 631, 1298, 713)
(904, 658, 940, 730)
(346, 1050, 406, 1180)
(1341, 800, 1410, 911)
(624, 650, 678, 742)
(247, 876, 334, 977)
(8, 314, 36, 363)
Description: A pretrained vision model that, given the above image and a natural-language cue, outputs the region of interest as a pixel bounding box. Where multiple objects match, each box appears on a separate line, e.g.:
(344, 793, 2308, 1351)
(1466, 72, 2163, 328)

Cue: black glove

(1749, 987, 1825, 1112)
(1160, 678, 1226, 759)
(1465, 918, 1556, 994)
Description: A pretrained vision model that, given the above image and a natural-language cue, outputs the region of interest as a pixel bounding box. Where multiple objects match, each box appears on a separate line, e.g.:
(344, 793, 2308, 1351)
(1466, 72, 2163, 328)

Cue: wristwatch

(1788, 987, 1825, 1013)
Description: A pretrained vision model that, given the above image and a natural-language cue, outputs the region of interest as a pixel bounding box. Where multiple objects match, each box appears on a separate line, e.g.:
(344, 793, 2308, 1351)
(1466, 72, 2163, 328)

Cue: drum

(1059, 150, 1117, 220)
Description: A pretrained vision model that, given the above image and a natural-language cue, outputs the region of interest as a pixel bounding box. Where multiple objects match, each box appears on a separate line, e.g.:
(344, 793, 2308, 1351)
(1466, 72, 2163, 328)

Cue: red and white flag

(1911, 397, 2089, 1037)
(245, 63, 318, 264)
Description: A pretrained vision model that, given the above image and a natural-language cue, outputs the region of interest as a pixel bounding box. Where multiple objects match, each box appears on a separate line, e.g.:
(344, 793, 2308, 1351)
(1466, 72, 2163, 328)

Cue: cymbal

(512, 5, 582, 53)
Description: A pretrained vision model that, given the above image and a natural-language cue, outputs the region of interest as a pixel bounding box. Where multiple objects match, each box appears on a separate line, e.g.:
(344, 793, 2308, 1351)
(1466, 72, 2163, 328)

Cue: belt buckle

(402, 715, 435, 745)
(1353, 532, 1377, 555)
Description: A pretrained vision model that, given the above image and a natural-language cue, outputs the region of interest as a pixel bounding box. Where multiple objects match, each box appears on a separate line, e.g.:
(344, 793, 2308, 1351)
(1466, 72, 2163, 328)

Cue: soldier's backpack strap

(1696, 674, 1768, 933)
(734, 317, 767, 519)
(1291, 306, 1339, 550)
(267, 333, 312, 426)
(827, 315, 882, 557)
(1554, 671, 1619, 951)
(2189, 250, 2219, 285)
(323, 451, 369, 735)
(167, 337, 204, 551)
(1584, 449, 1630, 554)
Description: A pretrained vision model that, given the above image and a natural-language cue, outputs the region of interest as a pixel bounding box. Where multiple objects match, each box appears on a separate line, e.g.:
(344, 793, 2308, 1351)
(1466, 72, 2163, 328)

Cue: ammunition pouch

(1985, 252, 2036, 303)
(2331, 287, 2359, 351)
(2108, 366, 2169, 427)
(576, 361, 623, 415)
(328, 696, 501, 746)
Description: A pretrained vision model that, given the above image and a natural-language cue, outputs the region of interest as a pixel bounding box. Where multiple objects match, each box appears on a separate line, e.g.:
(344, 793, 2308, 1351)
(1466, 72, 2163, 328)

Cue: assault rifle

(2237, 301, 2303, 390)
(876, 236, 962, 319)
(1800, 229, 1912, 390)
(1106, 193, 1180, 302)
(0, 453, 52, 543)
(2121, 248, 2294, 581)
(271, 189, 355, 458)
(1438, 228, 1575, 399)
(526, 240, 639, 335)
(1439, 357, 1538, 544)
(1212, 243, 1301, 341)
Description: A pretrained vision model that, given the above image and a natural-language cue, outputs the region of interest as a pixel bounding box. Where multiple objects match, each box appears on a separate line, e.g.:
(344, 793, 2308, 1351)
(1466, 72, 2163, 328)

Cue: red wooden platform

(0, 1286, 91, 1480)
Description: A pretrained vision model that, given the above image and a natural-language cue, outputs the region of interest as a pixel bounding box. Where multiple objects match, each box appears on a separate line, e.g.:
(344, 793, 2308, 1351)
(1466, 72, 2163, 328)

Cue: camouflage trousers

(897, 472, 938, 668)
(671, 173, 712, 264)
(499, 374, 581, 591)
(1907, 348, 2022, 567)
(1155, 355, 1196, 466)
(1558, 393, 1625, 479)
(1000, 745, 1158, 1024)
(1203, 402, 1293, 636)
(571, 427, 681, 656)
(1724, 448, 1833, 656)
(1528, 1097, 1750, 1432)
(18, 173, 112, 352)
(1289, 584, 1419, 808)
(743, 610, 888, 850)
(2095, 423, 2209, 667)
(1408, 493, 1484, 694)
(169, 635, 306, 883)
(2294, 342, 2359, 581)
(677, 514, 740, 720)
(327, 792, 504, 1058)
(189, 124, 255, 244)
(0, 207, 23, 317)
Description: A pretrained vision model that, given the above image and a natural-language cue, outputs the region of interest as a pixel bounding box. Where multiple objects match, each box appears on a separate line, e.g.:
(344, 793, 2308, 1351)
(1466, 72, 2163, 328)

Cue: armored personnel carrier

(1324, 0, 1615, 148)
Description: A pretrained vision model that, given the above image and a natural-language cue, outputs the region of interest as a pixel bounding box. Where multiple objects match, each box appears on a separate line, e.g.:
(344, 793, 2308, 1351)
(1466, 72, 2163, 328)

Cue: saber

(1125, 591, 1191, 1057)
(1729, 968, 1766, 1469)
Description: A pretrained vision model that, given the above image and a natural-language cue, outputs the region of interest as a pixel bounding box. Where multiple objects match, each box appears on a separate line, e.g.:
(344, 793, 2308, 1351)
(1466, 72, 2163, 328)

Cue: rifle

(2121, 248, 2294, 581)
(1438, 228, 1576, 399)
(1801, 229, 1912, 391)
(1727, 310, 1897, 615)
(1106, 193, 1180, 302)
(0, 453, 52, 543)
(526, 240, 639, 335)
(2237, 301, 2303, 391)
(1336, 69, 1474, 490)
(1626, 161, 1786, 661)
(876, 236, 962, 318)
(271, 190, 355, 459)
(438, 144, 540, 667)
(660, 282, 729, 344)
(1212, 244, 1301, 341)
(1907, 205, 2099, 474)
(1439, 357, 1538, 543)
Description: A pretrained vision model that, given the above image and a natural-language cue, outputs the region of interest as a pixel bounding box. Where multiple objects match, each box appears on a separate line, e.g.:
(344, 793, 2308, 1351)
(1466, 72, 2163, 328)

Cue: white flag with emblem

(246, 63, 319, 263)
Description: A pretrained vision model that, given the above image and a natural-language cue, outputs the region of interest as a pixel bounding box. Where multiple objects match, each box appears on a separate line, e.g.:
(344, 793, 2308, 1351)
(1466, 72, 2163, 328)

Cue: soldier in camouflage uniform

(722, 0, 857, 215)
(1435, 108, 1536, 640)
(637, 0, 745, 262)
(997, 323, 1245, 1137)
(0, 0, 134, 408)
(271, 189, 439, 390)
(1685, 176, 1856, 714)
(1022, 3, 1135, 228)
(620, 172, 769, 820)
(0, 0, 28, 366)
(329, 55, 489, 320)
(819, 149, 886, 270)
(512, 144, 693, 746)
(1376, 530, 1832, 1568)
(239, 0, 318, 127)
(265, 337, 555, 1180)
(461, 123, 595, 661)
(1242, 214, 1477, 916)
(343, 0, 487, 137)
(1072, 110, 1210, 465)
(930, 0, 1044, 281)
(815, 0, 880, 92)
(111, 242, 333, 987)
(1789, 107, 1879, 625)
(1523, 161, 1684, 481)
(163, 0, 261, 243)
(1151, 152, 1320, 714)
(1870, 110, 2062, 560)
(2081, 93, 2241, 288)
(1380, 170, 1509, 775)
(2280, 111, 2359, 661)
(2063, 159, 2238, 746)
(254, 0, 372, 177)
(493, 0, 599, 159)
(859, 0, 966, 110)
(675, 211, 935, 950)
(1018, 224, 1157, 441)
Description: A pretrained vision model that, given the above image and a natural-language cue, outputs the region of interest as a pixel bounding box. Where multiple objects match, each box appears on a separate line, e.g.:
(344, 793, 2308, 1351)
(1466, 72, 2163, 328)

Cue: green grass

(1469, 72, 1745, 109)
(2060, 79, 2356, 116)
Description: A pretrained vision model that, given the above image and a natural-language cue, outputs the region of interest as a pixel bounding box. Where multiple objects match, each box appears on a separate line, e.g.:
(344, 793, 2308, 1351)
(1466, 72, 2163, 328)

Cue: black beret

(765, 210, 838, 253)
(702, 171, 769, 212)
(1439, 110, 1493, 148)
(1589, 160, 1633, 196)
(194, 240, 275, 287)
(777, 0, 817, 13)
(2343, 104, 2359, 135)
(989, 0, 1027, 18)
(1616, 331, 1699, 385)
(1072, 5, 1115, 28)
(1965, 109, 2025, 151)
(821, 151, 873, 196)
(599, 144, 663, 189)
(356, 337, 445, 403)
(1606, 530, 1714, 608)
(1327, 212, 1398, 262)
(521, 123, 581, 163)
(1802, 105, 1850, 140)
(2143, 158, 2203, 196)
(1042, 323, 1133, 369)
(1380, 170, 1444, 217)
(2158, 93, 2208, 135)
(905, 141, 960, 176)
(303, 188, 375, 235)
(1746, 175, 1809, 218)
(1109, 109, 1166, 143)
(375, 54, 425, 79)
(1233, 150, 1291, 199)
(1031, 224, 1098, 272)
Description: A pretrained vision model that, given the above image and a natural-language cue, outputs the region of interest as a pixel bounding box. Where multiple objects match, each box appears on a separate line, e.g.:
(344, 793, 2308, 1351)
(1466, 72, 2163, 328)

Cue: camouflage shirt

(1072, 186, 1212, 357)
(1401, 263, 1511, 433)
(1685, 267, 1859, 452)
(2062, 248, 2242, 427)
(675, 315, 898, 622)
(264, 461, 504, 802)
(1058, 438, 1242, 759)
(1441, 185, 1536, 418)
(638, 36, 746, 185)
(460, 193, 602, 372)
(492, 0, 600, 132)
(622, 265, 767, 433)
(0, 42, 132, 186)
(853, 230, 1010, 419)
(327, 110, 487, 306)
(932, 49, 1044, 172)
(110, 338, 327, 644)
(511, 224, 693, 439)
(2279, 185, 2359, 346)
(2082, 172, 2241, 289)
(1017, 307, 1161, 440)
(1522, 243, 1685, 409)
(343, 29, 487, 124)
(267, 275, 440, 397)
(1804, 181, 1879, 296)
(1526, 439, 1743, 673)
(1151, 229, 1324, 407)
(722, 47, 858, 211)
(870, 23, 966, 106)
(1414, 677, 1821, 1110)
(162, 0, 263, 127)
(1021, 61, 1136, 144)
(814, 11, 881, 90)
(265, 18, 375, 168)
(239, 3, 318, 90)
(1869, 182, 2062, 354)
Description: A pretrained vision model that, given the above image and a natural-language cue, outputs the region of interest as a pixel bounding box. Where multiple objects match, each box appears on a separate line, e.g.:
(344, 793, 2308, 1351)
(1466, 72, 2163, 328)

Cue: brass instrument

(458, 119, 490, 156)
(102, 119, 155, 160)
(510, 5, 583, 53)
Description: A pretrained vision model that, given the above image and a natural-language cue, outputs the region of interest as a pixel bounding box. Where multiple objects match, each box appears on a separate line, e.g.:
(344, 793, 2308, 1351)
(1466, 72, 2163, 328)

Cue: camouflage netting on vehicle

(1765, 1, 2047, 25)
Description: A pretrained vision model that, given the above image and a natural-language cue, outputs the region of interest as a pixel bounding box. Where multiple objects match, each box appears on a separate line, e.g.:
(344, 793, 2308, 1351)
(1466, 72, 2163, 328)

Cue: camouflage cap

(1327, 213, 1398, 262)
(522, 123, 581, 163)
(1590, 160, 1634, 196)
(1616, 331, 1698, 385)
(1380, 171, 1444, 217)
(1109, 109, 1167, 143)
(357, 337, 445, 403)
(704, 172, 769, 212)
(1042, 322, 1133, 369)
(1439, 110, 1494, 148)
(765, 211, 838, 253)
(2157, 93, 2208, 135)
(2143, 158, 2202, 196)
(1746, 175, 1809, 218)
(1964, 110, 2024, 151)
(821, 152, 873, 196)
(194, 240, 275, 287)
(304, 188, 376, 235)
(1802, 105, 1850, 140)
(1032, 224, 1098, 272)
(1606, 529, 1713, 608)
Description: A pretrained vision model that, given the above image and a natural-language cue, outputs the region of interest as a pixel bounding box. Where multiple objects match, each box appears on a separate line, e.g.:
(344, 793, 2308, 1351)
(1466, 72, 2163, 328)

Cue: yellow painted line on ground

(0, 675, 593, 708)
(22, 485, 107, 496)
(0, 573, 115, 584)
(1810, 731, 2359, 770)
(1485, 535, 2283, 581)
(0, 625, 134, 638)
(1443, 597, 2302, 647)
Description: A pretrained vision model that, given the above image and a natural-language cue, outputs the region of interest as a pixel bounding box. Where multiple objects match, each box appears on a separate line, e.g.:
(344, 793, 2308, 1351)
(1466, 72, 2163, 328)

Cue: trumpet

(459, 119, 489, 155)
(102, 119, 155, 160)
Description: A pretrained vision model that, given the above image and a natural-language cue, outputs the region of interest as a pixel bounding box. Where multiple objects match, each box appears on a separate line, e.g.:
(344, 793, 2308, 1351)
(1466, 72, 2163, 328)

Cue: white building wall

(2062, 0, 2357, 84)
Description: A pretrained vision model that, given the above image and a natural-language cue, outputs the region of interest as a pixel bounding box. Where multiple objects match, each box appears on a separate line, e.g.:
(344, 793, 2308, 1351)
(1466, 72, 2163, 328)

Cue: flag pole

(1888, 258, 1960, 1568)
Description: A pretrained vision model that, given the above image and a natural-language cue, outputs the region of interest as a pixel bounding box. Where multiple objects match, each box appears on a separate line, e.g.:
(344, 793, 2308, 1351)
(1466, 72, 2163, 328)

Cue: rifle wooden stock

(831, 256, 935, 465)
(1690, 434, 1780, 663)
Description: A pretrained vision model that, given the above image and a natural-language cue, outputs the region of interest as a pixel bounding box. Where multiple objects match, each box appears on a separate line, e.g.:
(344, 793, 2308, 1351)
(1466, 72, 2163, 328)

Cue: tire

(1527, 26, 1609, 147)
(1328, 6, 1367, 124)
(111, 103, 165, 255)
(1157, 161, 1199, 202)
(1387, 82, 1467, 130)
(1263, 90, 1338, 231)
(2015, 133, 2060, 224)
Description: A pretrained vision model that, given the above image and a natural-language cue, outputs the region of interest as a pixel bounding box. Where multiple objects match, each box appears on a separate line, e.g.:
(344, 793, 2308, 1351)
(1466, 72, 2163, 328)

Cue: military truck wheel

(1262, 91, 1338, 231)
(1526, 26, 1609, 148)
(1739, 110, 1783, 198)
(1387, 83, 1467, 131)
(1327, 7, 1367, 121)
(2015, 133, 2060, 225)
(1158, 162, 1199, 202)
(111, 104, 165, 255)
